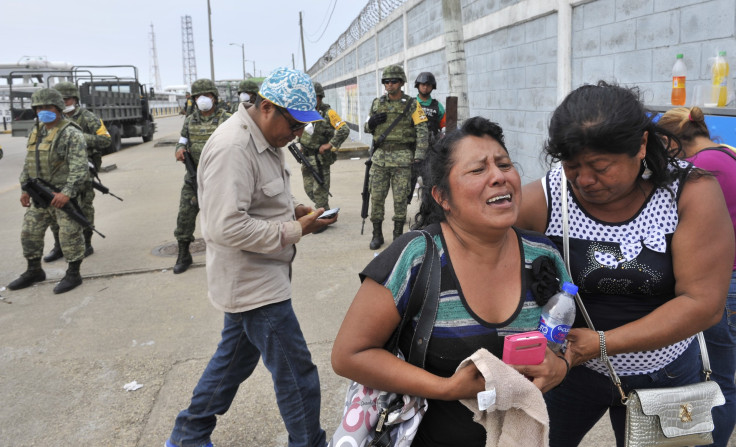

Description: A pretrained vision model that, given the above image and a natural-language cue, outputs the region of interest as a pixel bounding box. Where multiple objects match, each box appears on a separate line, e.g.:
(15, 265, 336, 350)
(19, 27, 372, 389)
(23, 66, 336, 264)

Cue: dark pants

(168, 300, 326, 447)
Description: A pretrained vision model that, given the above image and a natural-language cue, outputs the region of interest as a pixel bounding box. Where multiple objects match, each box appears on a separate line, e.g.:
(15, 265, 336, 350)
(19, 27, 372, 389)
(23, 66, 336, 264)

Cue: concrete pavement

(1, 116, 624, 446)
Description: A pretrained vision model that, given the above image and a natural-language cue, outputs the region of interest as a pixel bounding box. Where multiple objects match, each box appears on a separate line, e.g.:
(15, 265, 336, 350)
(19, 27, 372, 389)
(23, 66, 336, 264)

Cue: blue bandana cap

(259, 67, 322, 123)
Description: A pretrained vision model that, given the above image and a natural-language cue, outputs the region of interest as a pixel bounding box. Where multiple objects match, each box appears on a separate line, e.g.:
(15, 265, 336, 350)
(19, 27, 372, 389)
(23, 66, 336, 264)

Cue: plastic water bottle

(671, 54, 686, 106)
(712, 51, 729, 107)
(538, 282, 578, 352)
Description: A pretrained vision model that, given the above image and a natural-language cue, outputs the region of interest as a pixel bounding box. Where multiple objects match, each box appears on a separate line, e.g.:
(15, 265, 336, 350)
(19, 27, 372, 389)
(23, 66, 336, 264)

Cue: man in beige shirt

(165, 67, 336, 447)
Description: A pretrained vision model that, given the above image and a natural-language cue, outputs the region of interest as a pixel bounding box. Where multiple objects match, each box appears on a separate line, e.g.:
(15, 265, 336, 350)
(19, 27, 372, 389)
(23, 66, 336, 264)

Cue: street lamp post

(229, 42, 245, 79)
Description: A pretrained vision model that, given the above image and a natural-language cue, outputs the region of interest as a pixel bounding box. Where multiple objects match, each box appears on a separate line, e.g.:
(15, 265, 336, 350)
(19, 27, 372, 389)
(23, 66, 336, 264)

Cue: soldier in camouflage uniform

(364, 65, 429, 249)
(297, 82, 349, 218)
(8, 88, 89, 294)
(173, 79, 232, 274)
(40, 81, 111, 262)
(231, 79, 259, 112)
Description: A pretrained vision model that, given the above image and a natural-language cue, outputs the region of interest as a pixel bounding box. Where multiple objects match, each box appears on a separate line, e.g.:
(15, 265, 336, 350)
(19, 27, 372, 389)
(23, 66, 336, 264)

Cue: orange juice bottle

(671, 54, 686, 106)
(712, 51, 729, 107)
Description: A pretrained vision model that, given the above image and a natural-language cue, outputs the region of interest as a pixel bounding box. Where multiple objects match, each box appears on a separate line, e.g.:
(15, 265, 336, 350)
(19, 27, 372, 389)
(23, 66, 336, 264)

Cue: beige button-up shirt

(198, 103, 303, 313)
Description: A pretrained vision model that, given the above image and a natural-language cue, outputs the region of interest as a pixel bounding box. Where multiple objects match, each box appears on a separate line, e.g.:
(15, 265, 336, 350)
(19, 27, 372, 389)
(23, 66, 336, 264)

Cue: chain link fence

(308, 0, 407, 75)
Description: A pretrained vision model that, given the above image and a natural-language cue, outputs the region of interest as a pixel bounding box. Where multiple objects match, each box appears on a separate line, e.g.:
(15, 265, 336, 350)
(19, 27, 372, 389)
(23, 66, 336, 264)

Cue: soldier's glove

(367, 112, 388, 131)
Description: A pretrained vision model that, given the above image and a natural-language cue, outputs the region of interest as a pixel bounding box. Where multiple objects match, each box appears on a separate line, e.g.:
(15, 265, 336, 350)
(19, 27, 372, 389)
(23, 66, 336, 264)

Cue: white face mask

(196, 96, 214, 112)
(63, 104, 76, 114)
(239, 92, 250, 102)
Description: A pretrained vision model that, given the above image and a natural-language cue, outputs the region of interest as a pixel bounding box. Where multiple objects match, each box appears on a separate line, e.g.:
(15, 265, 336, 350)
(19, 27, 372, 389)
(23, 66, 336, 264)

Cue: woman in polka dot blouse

(516, 81, 734, 446)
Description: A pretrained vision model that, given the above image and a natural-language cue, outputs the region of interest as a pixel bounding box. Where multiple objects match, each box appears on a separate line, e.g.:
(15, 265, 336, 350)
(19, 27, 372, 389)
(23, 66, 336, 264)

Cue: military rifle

(287, 143, 332, 197)
(22, 178, 106, 238)
(182, 149, 198, 198)
(360, 148, 372, 235)
(89, 162, 123, 201)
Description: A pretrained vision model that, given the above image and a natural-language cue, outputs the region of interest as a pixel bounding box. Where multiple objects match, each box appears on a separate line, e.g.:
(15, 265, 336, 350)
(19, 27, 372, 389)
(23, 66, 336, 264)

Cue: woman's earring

(641, 159, 652, 180)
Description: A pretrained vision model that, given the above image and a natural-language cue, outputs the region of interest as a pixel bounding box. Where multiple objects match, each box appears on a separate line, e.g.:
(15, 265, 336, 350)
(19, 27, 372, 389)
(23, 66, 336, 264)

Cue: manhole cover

(151, 238, 206, 257)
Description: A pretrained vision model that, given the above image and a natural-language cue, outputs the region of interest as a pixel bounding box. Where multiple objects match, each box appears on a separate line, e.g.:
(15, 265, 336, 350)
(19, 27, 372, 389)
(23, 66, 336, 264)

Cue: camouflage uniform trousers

(369, 163, 412, 223)
(301, 153, 332, 210)
(49, 182, 95, 235)
(174, 176, 198, 243)
(22, 203, 85, 262)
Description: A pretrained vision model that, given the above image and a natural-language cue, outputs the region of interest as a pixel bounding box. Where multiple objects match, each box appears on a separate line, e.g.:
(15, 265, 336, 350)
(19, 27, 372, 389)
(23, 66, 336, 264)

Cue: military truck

(7, 65, 155, 153)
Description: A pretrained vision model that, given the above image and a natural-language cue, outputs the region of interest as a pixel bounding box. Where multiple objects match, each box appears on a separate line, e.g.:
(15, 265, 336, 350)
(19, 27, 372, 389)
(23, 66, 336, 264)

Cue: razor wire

(307, 0, 406, 75)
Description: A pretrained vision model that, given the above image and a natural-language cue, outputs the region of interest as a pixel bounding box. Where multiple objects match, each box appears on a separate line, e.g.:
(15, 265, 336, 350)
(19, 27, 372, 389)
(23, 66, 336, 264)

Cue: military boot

(369, 222, 384, 250)
(43, 232, 64, 262)
(393, 220, 405, 240)
(173, 241, 193, 274)
(8, 258, 46, 290)
(83, 230, 94, 258)
(54, 260, 83, 294)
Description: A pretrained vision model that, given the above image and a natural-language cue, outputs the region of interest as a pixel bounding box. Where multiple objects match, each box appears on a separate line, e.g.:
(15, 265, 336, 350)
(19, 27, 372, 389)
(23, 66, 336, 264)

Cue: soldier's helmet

(31, 88, 65, 112)
(313, 82, 325, 97)
(54, 81, 80, 100)
(381, 65, 407, 83)
(238, 79, 259, 94)
(191, 79, 219, 98)
(414, 72, 437, 89)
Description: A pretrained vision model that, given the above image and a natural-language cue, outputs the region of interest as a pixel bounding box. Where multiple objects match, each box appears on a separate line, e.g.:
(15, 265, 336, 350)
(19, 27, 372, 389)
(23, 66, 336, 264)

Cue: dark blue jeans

(168, 300, 326, 447)
(700, 271, 736, 447)
(545, 339, 701, 447)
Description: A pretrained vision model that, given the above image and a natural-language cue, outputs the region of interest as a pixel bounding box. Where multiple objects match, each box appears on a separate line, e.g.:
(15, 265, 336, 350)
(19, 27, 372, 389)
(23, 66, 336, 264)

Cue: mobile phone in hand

(502, 331, 546, 365)
(318, 207, 340, 219)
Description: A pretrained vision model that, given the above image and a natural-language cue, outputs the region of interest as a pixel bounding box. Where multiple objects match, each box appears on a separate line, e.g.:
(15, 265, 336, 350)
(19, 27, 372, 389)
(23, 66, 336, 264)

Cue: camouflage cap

(31, 88, 65, 111)
(313, 82, 324, 97)
(54, 81, 80, 99)
(191, 78, 218, 97)
(259, 67, 321, 123)
(238, 79, 259, 94)
(382, 65, 407, 83)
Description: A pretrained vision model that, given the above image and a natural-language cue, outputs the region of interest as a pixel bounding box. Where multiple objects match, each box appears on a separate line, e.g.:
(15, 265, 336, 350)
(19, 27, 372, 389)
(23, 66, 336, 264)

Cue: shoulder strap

(698, 146, 736, 162)
(386, 231, 441, 368)
(373, 98, 414, 150)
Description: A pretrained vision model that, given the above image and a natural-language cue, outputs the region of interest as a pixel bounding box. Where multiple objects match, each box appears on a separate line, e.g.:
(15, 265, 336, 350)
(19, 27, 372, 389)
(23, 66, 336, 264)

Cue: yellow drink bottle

(712, 51, 729, 107)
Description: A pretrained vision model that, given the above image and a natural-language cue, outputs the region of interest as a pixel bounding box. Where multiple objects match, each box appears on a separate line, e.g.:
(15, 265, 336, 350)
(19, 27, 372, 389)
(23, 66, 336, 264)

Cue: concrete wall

(312, 0, 736, 183)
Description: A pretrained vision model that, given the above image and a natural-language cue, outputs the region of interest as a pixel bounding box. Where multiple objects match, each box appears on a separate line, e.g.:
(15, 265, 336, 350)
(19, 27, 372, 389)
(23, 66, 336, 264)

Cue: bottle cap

(676, 53, 683, 58)
(561, 282, 579, 295)
(718, 51, 726, 56)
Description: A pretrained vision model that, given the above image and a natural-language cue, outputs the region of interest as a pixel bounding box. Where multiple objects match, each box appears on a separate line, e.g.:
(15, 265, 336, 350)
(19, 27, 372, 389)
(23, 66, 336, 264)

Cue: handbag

(559, 170, 725, 447)
(328, 231, 441, 447)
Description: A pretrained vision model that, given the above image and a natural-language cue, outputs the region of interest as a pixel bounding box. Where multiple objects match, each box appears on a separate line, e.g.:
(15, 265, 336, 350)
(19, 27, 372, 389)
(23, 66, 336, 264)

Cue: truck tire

(142, 121, 154, 143)
(109, 126, 122, 152)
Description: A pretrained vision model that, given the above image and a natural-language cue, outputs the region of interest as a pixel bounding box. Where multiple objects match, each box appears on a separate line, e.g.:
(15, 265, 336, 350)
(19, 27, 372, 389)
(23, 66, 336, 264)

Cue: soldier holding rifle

(39, 81, 111, 262)
(172, 78, 232, 274)
(7, 88, 90, 294)
(363, 65, 429, 249)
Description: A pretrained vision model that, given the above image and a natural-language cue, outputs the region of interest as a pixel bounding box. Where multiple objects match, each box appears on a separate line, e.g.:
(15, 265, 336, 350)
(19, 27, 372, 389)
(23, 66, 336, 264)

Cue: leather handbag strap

(387, 230, 441, 369)
(558, 169, 712, 401)
(407, 231, 441, 368)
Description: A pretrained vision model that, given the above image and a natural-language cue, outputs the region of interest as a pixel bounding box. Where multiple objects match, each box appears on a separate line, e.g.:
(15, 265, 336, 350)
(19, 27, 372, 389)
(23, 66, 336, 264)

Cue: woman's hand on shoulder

(511, 347, 569, 393)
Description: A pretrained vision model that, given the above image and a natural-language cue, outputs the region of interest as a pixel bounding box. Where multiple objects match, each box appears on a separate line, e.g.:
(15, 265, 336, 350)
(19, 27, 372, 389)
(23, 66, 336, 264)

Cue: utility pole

(149, 23, 162, 92)
(207, 0, 215, 80)
(292, 53, 296, 70)
(230, 43, 245, 78)
(299, 11, 307, 71)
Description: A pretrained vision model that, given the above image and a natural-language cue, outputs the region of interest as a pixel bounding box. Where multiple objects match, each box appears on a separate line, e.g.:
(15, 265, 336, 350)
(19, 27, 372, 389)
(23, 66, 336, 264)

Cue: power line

(306, 0, 338, 43)
(306, 0, 335, 39)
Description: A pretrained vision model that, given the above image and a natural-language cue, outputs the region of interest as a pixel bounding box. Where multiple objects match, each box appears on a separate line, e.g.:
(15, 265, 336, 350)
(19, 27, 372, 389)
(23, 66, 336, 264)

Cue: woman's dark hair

(544, 81, 685, 190)
(413, 116, 509, 229)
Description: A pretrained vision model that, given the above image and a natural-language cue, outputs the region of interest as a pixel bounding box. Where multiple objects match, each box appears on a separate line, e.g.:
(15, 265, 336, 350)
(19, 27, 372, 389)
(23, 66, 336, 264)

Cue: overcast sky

(1, 0, 367, 89)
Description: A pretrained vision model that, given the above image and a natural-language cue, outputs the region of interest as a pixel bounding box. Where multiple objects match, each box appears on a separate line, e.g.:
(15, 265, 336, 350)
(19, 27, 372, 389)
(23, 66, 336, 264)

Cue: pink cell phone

(502, 331, 546, 365)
